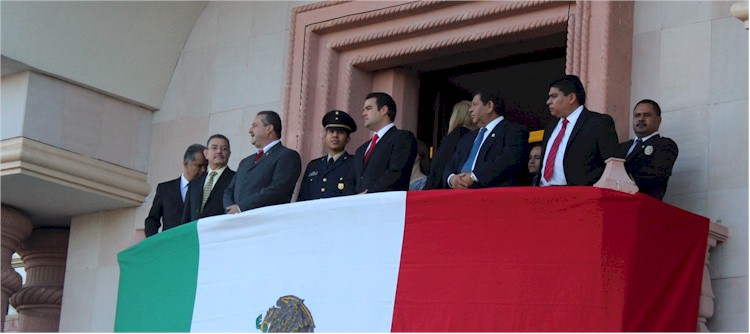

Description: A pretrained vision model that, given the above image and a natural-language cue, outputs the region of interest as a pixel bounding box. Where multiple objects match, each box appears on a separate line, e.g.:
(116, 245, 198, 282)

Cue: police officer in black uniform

(298, 110, 358, 201)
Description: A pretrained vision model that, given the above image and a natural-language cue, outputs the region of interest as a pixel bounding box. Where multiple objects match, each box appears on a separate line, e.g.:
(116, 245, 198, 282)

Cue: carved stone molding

(9, 228, 69, 332)
(698, 222, 730, 332)
(1, 137, 149, 205)
(0, 205, 33, 332)
(731, 2, 749, 29)
(283, 0, 634, 170)
(593, 158, 639, 194)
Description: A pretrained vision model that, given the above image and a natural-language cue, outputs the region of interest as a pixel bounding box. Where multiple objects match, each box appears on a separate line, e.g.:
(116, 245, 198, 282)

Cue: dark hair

(183, 144, 206, 162)
(636, 99, 662, 117)
(549, 75, 586, 106)
(206, 134, 230, 150)
(416, 139, 430, 175)
(475, 90, 506, 116)
(258, 110, 282, 139)
(366, 92, 397, 122)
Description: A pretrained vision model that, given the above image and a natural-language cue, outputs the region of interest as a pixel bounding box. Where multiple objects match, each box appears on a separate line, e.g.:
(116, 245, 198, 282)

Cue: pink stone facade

(282, 1, 634, 165)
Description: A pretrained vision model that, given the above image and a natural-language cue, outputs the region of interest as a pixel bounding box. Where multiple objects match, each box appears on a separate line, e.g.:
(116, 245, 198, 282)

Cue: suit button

(323, 178, 327, 182)
(321, 188, 326, 192)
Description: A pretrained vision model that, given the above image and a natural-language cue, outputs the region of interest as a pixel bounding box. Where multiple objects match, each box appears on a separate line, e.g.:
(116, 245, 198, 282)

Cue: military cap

(322, 110, 357, 133)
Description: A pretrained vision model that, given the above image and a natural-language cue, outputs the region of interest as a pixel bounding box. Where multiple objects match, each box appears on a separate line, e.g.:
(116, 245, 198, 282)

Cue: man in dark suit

(619, 99, 678, 200)
(298, 110, 358, 201)
(224, 111, 302, 213)
(539, 75, 622, 186)
(144, 144, 206, 237)
(182, 134, 235, 223)
(352, 92, 417, 193)
(444, 90, 529, 189)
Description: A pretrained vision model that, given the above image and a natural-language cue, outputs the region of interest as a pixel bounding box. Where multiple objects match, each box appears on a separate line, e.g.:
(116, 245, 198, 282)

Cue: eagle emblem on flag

(256, 295, 315, 332)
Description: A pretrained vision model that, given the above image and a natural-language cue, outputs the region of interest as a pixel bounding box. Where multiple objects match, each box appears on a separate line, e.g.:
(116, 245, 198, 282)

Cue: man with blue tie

(144, 144, 206, 237)
(298, 110, 358, 201)
(444, 90, 529, 189)
(619, 99, 678, 200)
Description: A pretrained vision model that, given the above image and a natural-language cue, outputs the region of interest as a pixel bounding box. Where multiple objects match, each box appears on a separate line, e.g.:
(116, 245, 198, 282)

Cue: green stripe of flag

(115, 222, 200, 332)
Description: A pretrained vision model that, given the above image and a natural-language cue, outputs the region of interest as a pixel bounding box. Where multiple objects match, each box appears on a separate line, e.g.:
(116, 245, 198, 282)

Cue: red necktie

(364, 134, 379, 163)
(543, 118, 568, 182)
(254, 149, 264, 163)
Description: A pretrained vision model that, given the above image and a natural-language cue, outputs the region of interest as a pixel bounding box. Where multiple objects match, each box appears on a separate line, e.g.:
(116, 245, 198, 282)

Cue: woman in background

(409, 140, 430, 191)
(423, 101, 477, 190)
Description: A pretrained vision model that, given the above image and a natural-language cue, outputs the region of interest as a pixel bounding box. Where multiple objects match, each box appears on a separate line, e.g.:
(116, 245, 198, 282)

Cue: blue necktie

(461, 127, 487, 173)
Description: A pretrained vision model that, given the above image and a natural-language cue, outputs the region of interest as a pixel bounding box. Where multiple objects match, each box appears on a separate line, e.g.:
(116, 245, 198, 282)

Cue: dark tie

(628, 138, 643, 157)
(254, 149, 264, 163)
(364, 134, 379, 163)
(327, 157, 334, 167)
(460, 127, 487, 173)
(543, 118, 569, 182)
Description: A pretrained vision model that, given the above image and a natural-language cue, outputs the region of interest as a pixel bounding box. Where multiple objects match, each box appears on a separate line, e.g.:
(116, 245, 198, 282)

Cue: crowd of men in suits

(145, 74, 678, 237)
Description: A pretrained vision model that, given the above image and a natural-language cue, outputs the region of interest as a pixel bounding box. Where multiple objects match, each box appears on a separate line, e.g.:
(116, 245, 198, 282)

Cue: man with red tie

(224, 111, 301, 213)
(352, 92, 417, 193)
(539, 75, 622, 186)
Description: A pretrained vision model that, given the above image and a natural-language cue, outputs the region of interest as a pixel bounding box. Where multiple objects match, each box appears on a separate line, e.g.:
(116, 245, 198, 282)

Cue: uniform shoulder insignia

(257, 295, 315, 333)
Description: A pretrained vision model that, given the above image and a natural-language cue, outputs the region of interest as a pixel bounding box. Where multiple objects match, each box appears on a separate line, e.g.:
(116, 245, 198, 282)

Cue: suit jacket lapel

(477, 121, 504, 161)
(564, 108, 588, 154)
(364, 127, 395, 167)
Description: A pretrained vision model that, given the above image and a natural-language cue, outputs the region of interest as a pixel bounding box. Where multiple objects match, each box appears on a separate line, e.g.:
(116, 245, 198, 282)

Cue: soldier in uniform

(298, 110, 358, 201)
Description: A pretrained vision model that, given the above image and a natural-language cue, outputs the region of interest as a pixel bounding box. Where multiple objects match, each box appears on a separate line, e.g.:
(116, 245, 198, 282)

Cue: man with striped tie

(444, 90, 529, 189)
(182, 134, 235, 224)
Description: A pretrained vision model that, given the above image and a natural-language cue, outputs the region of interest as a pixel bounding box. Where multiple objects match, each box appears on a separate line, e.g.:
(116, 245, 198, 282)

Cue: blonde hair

(447, 100, 475, 133)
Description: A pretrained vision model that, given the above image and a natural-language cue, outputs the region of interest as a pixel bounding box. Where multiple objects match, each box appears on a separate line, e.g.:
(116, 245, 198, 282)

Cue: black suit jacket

(182, 168, 235, 224)
(144, 177, 185, 237)
(352, 126, 417, 193)
(620, 135, 678, 200)
(424, 126, 471, 190)
(540, 108, 622, 186)
(444, 119, 530, 188)
(223, 144, 302, 211)
(298, 153, 355, 201)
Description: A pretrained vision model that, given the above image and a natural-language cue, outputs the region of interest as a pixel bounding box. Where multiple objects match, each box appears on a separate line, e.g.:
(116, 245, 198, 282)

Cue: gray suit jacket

(223, 143, 302, 211)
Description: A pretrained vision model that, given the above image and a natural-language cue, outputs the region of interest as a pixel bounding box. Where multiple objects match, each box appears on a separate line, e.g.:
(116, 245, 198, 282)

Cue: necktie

(628, 138, 643, 157)
(254, 149, 264, 163)
(327, 157, 334, 167)
(364, 134, 379, 163)
(201, 171, 217, 212)
(460, 127, 487, 173)
(543, 118, 569, 182)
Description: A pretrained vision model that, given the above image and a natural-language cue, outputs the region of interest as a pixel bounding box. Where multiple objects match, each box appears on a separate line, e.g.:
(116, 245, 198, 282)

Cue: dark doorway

(412, 33, 567, 156)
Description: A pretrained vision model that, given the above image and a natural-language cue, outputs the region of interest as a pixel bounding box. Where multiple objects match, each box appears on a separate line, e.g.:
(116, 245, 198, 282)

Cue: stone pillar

(1, 206, 33, 332)
(9, 228, 69, 332)
(698, 222, 730, 332)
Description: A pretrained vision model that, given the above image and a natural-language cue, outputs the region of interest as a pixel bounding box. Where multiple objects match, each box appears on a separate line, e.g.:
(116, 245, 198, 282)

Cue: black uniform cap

(322, 110, 357, 133)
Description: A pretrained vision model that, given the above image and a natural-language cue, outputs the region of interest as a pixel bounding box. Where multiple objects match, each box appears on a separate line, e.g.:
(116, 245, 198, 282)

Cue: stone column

(698, 222, 730, 332)
(1, 206, 33, 332)
(9, 228, 69, 332)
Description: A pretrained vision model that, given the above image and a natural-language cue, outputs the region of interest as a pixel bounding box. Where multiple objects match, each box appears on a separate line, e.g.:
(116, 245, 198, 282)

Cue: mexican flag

(115, 188, 708, 332)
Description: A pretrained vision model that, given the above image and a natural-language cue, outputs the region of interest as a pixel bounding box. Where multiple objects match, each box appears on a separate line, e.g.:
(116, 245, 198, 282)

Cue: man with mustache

(182, 134, 236, 224)
(298, 110, 357, 201)
(619, 99, 678, 200)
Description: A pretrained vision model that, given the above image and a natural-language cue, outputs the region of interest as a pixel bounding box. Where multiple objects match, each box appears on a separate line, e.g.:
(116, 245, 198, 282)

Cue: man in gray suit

(224, 110, 302, 213)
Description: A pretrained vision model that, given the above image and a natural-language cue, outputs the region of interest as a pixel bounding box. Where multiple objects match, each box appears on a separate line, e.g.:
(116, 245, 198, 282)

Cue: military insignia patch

(256, 295, 315, 333)
(308, 171, 318, 177)
(644, 145, 654, 156)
